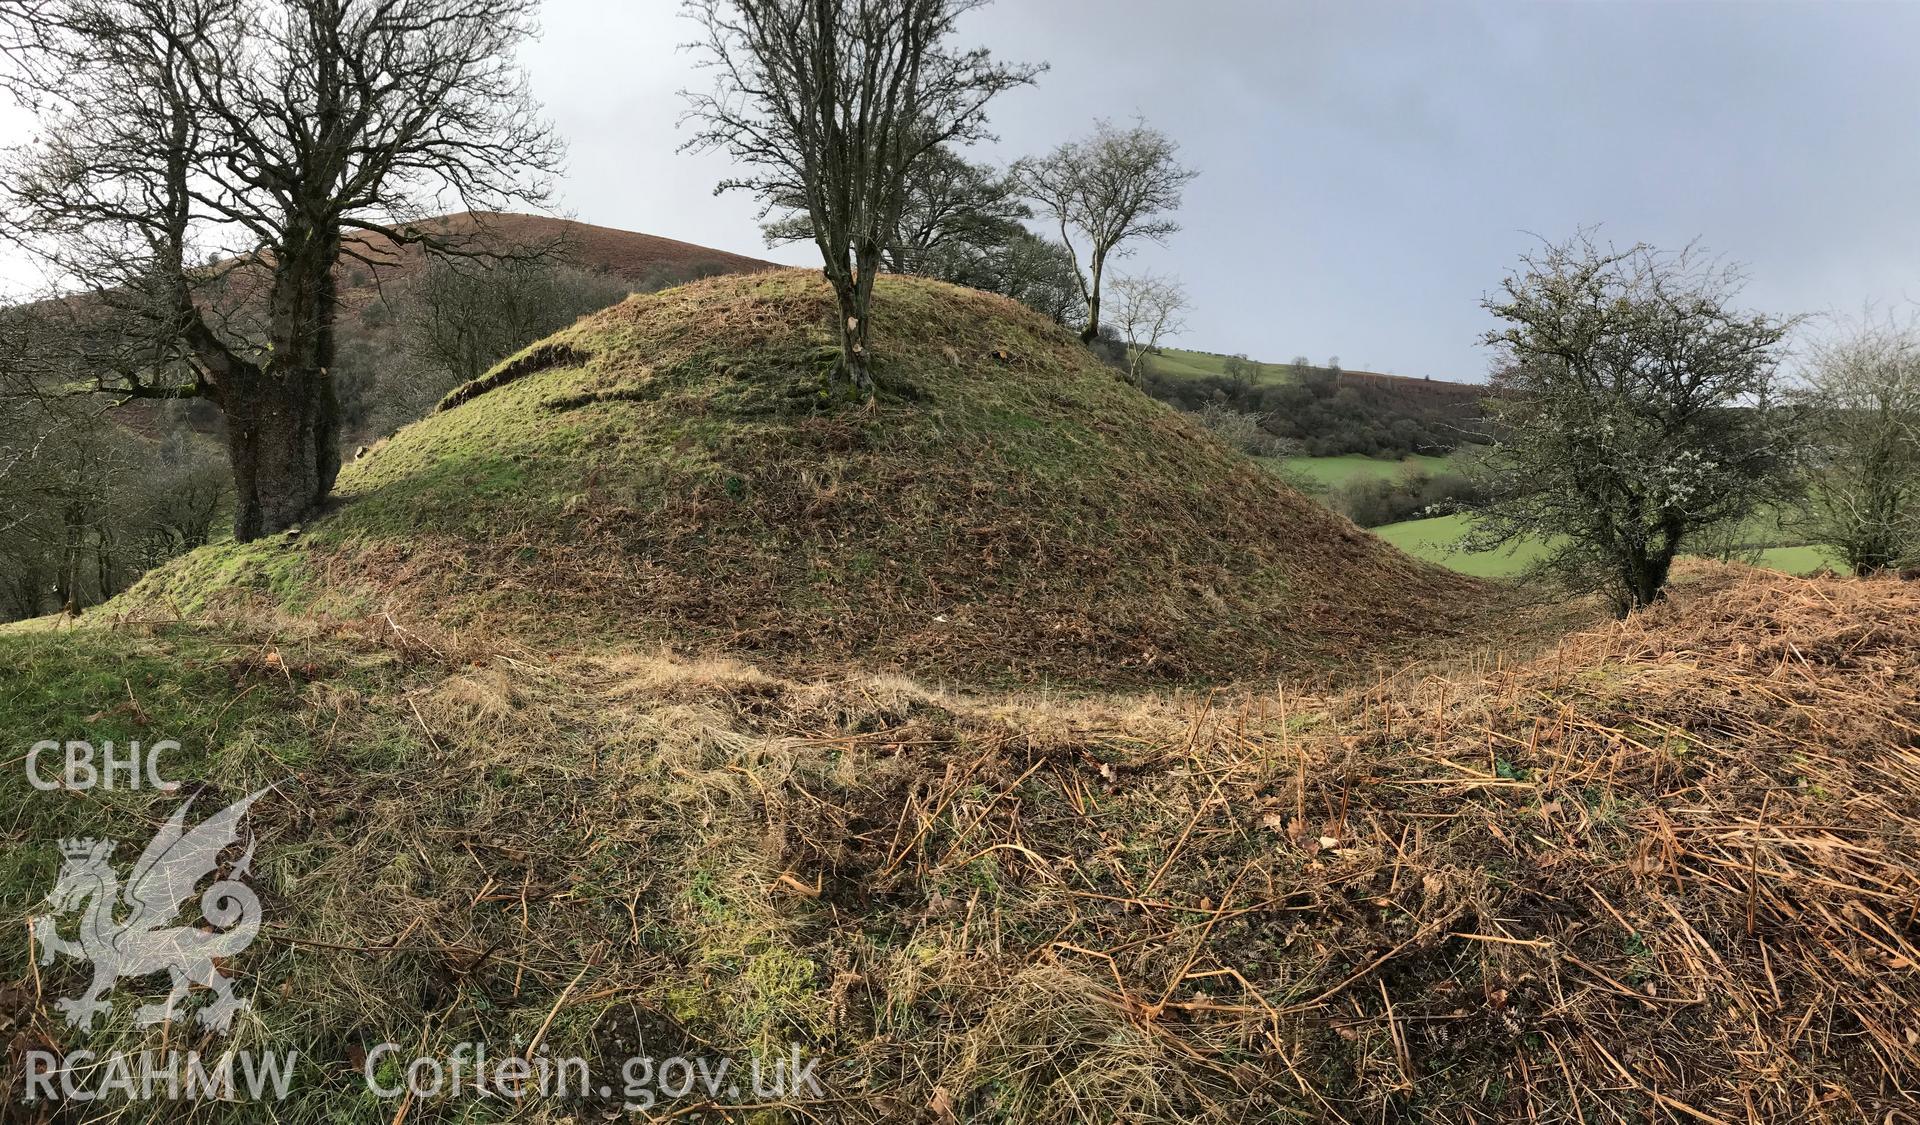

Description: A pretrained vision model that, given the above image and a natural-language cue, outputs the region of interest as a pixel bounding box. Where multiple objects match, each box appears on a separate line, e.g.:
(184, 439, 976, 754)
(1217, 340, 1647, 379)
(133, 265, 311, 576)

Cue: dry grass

(4, 566, 1916, 1121)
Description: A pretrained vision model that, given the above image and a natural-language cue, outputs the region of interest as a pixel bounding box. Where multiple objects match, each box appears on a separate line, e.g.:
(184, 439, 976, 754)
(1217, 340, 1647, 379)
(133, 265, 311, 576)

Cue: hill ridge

(337, 210, 780, 287)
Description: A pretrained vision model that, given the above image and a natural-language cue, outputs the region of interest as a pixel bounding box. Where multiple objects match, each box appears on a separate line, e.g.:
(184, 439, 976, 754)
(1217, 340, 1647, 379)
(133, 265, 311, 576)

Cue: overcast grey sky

(9, 1, 1920, 380)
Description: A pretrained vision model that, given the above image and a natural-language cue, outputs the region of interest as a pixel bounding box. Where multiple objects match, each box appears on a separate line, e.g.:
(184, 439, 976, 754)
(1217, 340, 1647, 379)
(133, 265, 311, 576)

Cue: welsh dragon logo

(30, 789, 267, 1035)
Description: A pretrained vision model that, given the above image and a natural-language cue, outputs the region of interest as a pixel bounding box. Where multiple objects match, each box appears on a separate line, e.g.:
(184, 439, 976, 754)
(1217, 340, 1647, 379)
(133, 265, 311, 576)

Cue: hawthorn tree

(683, 0, 1040, 395)
(1, 0, 560, 540)
(1467, 235, 1800, 614)
(1013, 119, 1196, 344)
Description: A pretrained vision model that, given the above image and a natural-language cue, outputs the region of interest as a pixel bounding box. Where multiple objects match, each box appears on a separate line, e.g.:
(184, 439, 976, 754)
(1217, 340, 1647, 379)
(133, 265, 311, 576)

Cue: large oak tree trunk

(218, 231, 344, 542)
(222, 368, 337, 541)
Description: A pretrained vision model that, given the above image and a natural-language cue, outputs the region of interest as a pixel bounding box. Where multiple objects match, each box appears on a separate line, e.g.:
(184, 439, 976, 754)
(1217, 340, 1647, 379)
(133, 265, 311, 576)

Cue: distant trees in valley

(1328, 469, 1486, 528)
(1185, 403, 1285, 458)
(0, 358, 228, 619)
(1146, 369, 1480, 460)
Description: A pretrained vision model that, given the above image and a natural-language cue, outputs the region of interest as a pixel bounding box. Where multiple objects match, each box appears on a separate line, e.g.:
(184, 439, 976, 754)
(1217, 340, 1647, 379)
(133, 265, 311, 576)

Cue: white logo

(30, 790, 267, 1035)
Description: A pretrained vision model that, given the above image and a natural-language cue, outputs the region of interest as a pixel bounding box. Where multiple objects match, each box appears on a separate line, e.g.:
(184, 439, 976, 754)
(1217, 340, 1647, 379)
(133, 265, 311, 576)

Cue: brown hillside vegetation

(123, 270, 1486, 685)
(1335, 366, 1484, 398)
(176, 211, 773, 313)
(333, 211, 779, 290)
(5, 566, 1914, 1120)
(87, 213, 776, 443)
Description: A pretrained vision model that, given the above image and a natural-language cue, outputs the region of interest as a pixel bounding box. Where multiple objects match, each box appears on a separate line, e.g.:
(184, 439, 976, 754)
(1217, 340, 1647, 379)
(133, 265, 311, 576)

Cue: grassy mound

(6, 567, 1915, 1120)
(122, 271, 1480, 686)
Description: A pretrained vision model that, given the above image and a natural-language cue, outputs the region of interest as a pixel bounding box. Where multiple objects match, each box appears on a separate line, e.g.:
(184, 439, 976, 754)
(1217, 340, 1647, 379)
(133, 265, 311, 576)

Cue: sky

(8, 0, 1920, 381)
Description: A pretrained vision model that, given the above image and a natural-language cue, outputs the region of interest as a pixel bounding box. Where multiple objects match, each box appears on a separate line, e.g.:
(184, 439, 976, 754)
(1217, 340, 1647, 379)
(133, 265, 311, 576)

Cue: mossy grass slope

(124, 271, 1481, 685)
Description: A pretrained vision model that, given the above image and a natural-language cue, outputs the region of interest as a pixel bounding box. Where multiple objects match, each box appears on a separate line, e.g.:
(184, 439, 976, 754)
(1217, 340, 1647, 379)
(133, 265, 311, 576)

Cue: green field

(1267, 452, 1458, 492)
(1372, 512, 1844, 580)
(1257, 453, 1844, 580)
(1138, 346, 1300, 383)
(1373, 514, 1545, 578)
(1749, 544, 1845, 575)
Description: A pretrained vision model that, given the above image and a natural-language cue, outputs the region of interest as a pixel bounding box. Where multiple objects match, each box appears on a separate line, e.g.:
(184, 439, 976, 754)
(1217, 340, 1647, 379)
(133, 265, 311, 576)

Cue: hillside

(117, 270, 1485, 686)
(103, 212, 777, 445)
(1143, 346, 1482, 396)
(334, 211, 779, 291)
(9, 274, 1917, 1122)
(182, 211, 774, 318)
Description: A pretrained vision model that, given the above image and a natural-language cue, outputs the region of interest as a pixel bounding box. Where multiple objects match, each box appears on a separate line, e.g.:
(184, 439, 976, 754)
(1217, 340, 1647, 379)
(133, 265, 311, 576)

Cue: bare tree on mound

(682, 0, 1040, 396)
(1467, 234, 1801, 616)
(1, 0, 560, 542)
(1013, 119, 1196, 345)
(1109, 272, 1187, 386)
(762, 145, 1030, 279)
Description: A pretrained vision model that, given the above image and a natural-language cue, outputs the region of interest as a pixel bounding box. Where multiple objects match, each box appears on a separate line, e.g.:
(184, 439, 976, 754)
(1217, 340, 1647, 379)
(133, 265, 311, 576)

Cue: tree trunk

(95, 530, 112, 601)
(1619, 543, 1678, 615)
(1636, 554, 1673, 609)
(1080, 251, 1106, 344)
(56, 500, 85, 614)
(828, 252, 877, 397)
(221, 368, 330, 537)
(217, 231, 343, 542)
(843, 312, 873, 394)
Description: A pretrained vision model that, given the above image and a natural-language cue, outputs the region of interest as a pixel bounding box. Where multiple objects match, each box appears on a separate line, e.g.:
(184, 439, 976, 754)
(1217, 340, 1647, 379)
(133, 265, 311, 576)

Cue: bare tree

(1109, 272, 1187, 386)
(0, 1, 34, 54)
(403, 257, 630, 388)
(966, 228, 1081, 327)
(1013, 119, 1196, 344)
(0, 0, 56, 64)
(2, 0, 561, 540)
(762, 143, 1083, 331)
(1467, 235, 1801, 615)
(1221, 353, 1257, 384)
(1800, 311, 1920, 574)
(682, 0, 1040, 396)
(763, 146, 1028, 280)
